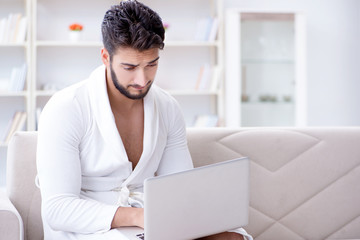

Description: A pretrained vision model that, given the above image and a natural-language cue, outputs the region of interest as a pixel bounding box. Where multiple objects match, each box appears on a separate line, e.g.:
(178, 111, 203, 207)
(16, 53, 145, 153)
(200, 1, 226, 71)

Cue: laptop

(115, 157, 249, 240)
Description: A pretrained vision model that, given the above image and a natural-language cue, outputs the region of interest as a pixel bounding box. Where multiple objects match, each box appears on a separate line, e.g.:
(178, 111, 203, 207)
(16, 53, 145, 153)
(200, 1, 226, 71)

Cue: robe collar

(88, 65, 159, 181)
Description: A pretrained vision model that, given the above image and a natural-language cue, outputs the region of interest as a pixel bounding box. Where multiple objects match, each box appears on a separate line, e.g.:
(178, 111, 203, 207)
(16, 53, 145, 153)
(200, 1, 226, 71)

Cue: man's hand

(111, 207, 144, 229)
(196, 232, 245, 240)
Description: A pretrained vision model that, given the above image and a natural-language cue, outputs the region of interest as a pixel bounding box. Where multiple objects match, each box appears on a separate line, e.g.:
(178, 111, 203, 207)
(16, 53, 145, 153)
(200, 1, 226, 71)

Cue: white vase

(69, 31, 81, 42)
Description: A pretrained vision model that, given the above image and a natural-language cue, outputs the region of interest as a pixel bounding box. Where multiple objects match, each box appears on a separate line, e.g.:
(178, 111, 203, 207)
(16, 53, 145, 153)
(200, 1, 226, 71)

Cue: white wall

(224, 0, 360, 126)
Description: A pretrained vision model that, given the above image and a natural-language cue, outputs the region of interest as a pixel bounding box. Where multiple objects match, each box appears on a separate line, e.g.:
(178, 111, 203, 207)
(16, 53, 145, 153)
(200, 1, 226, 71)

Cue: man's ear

(101, 48, 110, 66)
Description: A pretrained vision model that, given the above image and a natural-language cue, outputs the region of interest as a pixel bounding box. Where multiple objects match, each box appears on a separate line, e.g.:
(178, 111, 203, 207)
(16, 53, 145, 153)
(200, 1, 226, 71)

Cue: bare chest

(114, 115, 144, 170)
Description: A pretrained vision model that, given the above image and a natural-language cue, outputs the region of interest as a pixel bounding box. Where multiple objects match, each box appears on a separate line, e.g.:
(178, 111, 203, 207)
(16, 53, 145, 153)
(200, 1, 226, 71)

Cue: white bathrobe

(36, 65, 252, 240)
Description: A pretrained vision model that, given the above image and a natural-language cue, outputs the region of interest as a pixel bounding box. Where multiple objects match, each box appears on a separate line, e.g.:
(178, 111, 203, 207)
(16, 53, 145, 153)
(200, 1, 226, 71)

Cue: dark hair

(101, 0, 165, 58)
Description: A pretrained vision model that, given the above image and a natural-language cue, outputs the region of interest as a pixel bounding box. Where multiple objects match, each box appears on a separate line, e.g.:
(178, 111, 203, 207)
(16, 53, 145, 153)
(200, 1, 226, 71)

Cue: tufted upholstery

(1, 128, 360, 240)
(187, 128, 360, 239)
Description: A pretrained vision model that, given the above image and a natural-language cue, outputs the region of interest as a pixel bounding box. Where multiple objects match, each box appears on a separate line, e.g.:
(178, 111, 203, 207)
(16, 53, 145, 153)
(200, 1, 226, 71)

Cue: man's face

(108, 47, 159, 100)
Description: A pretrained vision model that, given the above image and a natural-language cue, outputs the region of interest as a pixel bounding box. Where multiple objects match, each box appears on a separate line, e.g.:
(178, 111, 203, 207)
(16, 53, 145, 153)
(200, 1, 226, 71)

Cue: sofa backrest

(187, 127, 360, 240)
(6, 128, 360, 240)
(7, 131, 42, 240)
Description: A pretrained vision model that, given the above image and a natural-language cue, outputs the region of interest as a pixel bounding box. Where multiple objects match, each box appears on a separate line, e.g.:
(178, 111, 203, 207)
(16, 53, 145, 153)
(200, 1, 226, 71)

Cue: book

(9, 13, 22, 43)
(8, 64, 27, 92)
(1, 117, 13, 143)
(15, 17, 27, 43)
(210, 66, 222, 92)
(4, 111, 27, 143)
(195, 65, 222, 92)
(194, 17, 219, 42)
(0, 13, 27, 44)
(195, 65, 205, 90)
(0, 78, 9, 92)
(195, 64, 211, 91)
(194, 18, 211, 41)
(207, 17, 219, 41)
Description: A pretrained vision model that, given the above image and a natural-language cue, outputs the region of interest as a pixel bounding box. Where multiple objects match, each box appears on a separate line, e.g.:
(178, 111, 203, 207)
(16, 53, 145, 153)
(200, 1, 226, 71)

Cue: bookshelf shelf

(0, 43, 27, 47)
(36, 41, 103, 47)
(34, 40, 220, 48)
(34, 89, 220, 97)
(0, 91, 27, 97)
(242, 58, 294, 64)
(165, 41, 219, 47)
(166, 89, 220, 96)
(242, 101, 294, 105)
(35, 90, 55, 97)
(34, 89, 222, 96)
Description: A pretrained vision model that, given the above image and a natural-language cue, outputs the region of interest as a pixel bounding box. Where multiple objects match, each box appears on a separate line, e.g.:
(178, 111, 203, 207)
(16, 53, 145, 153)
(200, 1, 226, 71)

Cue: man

(36, 1, 251, 239)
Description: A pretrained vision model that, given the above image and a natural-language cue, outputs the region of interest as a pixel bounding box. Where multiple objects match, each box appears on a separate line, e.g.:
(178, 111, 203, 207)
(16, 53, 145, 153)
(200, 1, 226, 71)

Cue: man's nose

(134, 69, 147, 87)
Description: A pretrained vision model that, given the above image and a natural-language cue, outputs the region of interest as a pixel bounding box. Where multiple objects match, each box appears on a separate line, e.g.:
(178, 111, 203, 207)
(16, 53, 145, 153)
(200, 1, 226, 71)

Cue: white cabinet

(225, 10, 307, 127)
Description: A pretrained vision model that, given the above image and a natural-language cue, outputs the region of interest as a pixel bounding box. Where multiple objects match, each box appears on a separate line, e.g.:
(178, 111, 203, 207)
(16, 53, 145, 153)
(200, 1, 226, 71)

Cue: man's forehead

(113, 47, 159, 63)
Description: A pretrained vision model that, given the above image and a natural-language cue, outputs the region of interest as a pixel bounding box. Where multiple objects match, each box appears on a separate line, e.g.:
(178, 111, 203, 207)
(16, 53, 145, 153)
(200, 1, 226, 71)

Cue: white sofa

(1, 128, 360, 240)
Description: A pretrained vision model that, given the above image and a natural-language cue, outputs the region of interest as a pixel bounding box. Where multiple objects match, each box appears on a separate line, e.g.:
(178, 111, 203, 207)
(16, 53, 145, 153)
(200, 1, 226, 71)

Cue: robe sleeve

(36, 93, 118, 234)
(156, 99, 194, 176)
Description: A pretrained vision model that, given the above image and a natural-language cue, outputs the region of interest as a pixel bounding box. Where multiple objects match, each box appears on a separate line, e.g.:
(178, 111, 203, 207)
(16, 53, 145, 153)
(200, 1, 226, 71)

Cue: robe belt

(113, 186, 144, 208)
(36, 174, 144, 208)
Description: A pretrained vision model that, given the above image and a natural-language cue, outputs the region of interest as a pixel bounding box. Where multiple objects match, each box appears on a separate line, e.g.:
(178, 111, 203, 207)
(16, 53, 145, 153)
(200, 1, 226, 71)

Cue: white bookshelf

(0, 0, 224, 133)
(30, 0, 225, 128)
(0, 0, 31, 147)
(0, 0, 225, 187)
(0, 0, 31, 187)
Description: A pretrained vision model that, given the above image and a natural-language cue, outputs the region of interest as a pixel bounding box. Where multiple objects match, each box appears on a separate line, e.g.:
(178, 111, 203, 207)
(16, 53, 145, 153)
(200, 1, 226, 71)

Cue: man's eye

(147, 63, 157, 67)
(124, 67, 135, 71)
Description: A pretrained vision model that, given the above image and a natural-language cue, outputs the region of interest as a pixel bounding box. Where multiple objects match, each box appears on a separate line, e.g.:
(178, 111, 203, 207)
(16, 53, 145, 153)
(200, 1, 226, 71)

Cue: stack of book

(0, 13, 27, 44)
(8, 64, 27, 92)
(0, 64, 27, 92)
(195, 65, 221, 91)
(2, 111, 27, 144)
(194, 17, 219, 42)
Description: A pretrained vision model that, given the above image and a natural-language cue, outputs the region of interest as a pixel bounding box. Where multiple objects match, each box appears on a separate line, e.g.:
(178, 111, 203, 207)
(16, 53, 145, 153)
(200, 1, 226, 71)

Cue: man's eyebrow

(120, 62, 139, 67)
(148, 56, 160, 64)
(120, 56, 160, 67)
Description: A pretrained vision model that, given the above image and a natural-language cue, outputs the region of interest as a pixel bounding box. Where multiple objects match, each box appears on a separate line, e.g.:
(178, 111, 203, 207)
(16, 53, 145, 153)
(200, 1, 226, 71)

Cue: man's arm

(111, 207, 144, 229)
(37, 94, 118, 234)
(156, 99, 193, 176)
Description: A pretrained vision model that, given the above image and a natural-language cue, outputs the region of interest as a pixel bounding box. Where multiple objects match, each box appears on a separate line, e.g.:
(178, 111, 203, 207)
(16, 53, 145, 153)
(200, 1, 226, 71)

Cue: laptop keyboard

(136, 233, 145, 240)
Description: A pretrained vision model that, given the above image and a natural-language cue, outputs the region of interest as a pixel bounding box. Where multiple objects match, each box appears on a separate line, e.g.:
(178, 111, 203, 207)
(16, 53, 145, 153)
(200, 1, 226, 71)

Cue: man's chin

(126, 94, 147, 100)
(124, 87, 151, 100)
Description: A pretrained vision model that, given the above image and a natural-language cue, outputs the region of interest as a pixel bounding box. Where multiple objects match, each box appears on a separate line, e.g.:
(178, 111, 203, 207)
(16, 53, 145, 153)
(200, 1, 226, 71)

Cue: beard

(110, 63, 152, 100)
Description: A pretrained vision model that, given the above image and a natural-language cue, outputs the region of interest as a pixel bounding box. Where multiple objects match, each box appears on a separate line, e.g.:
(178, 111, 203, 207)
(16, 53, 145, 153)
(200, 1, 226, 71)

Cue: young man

(36, 1, 251, 239)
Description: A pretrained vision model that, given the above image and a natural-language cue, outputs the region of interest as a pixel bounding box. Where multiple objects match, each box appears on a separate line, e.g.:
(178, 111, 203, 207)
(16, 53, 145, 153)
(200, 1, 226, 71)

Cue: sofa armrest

(0, 190, 23, 240)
